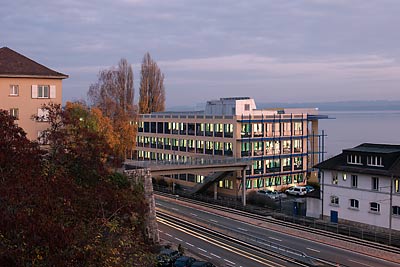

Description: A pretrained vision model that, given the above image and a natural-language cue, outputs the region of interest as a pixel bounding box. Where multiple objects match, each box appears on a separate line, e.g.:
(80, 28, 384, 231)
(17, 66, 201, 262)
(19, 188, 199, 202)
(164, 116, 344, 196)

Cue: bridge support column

(214, 182, 218, 200)
(242, 169, 246, 206)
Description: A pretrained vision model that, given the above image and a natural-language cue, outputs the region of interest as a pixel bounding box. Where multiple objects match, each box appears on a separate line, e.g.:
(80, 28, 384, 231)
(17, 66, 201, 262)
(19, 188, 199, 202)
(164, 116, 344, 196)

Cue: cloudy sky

(2, 0, 400, 108)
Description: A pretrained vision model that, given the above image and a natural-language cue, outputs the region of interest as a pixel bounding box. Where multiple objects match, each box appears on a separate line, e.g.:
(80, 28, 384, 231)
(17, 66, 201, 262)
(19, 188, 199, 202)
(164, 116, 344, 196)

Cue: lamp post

(389, 174, 393, 245)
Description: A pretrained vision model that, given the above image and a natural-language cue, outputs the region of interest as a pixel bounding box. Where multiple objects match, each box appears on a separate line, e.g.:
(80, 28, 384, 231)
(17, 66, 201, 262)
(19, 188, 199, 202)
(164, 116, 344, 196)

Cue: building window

(347, 154, 362, 164)
(38, 85, 50, 98)
(9, 85, 19, 96)
(371, 177, 379, 191)
(349, 199, 359, 209)
(330, 195, 339, 206)
(351, 175, 358, 188)
(367, 156, 383, 167)
(9, 108, 19, 120)
(395, 179, 400, 194)
(244, 104, 250, 111)
(393, 206, 400, 216)
(370, 202, 380, 213)
(332, 172, 338, 185)
(342, 173, 347, 181)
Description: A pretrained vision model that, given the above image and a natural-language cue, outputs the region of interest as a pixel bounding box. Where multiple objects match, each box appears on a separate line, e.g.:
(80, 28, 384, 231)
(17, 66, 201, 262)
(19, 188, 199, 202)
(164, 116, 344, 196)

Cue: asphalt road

(158, 217, 303, 267)
(156, 197, 400, 267)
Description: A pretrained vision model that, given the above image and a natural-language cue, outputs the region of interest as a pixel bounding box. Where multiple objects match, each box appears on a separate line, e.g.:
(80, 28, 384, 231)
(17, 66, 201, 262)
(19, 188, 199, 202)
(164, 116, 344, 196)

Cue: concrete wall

(124, 168, 159, 243)
(306, 197, 321, 218)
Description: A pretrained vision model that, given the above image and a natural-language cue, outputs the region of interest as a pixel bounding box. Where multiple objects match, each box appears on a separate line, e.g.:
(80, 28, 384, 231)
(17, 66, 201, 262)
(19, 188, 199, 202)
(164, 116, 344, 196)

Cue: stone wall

(124, 168, 159, 243)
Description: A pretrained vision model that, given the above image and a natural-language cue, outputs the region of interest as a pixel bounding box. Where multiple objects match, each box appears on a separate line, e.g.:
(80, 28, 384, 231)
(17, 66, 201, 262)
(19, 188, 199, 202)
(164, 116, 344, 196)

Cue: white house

(315, 143, 400, 232)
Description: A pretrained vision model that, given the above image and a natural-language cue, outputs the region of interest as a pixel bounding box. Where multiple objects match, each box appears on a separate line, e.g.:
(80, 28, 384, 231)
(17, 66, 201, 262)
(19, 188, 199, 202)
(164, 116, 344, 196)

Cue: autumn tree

(139, 52, 166, 114)
(1, 106, 156, 266)
(88, 58, 136, 159)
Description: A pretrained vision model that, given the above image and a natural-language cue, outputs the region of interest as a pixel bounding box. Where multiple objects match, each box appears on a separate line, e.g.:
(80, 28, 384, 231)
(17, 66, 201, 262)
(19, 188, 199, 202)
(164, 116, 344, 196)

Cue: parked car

(173, 256, 196, 267)
(285, 186, 307, 196)
(305, 185, 315, 193)
(191, 261, 216, 267)
(157, 249, 182, 267)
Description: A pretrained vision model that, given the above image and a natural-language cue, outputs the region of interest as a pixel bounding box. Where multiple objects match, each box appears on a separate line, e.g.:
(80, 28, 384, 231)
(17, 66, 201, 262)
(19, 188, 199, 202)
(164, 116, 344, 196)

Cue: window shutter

(50, 85, 56, 98)
(32, 85, 38, 98)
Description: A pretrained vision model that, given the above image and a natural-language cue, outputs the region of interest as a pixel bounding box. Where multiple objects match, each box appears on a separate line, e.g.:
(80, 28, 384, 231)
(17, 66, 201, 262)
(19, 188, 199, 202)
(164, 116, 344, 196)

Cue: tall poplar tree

(139, 52, 165, 114)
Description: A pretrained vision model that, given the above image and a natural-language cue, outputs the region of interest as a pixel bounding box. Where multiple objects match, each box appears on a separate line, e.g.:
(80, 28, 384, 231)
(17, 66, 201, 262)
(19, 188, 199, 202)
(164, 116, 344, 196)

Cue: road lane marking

(190, 213, 198, 217)
(200, 253, 212, 259)
(237, 227, 248, 231)
(269, 237, 282, 242)
(165, 233, 172, 237)
(224, 259, 236, 265)
(306, 247, 320, 253)
(172, 208, 179, 211)
(158, 230, 163, 232)
(348, 259, 376, 267)
(210, 253, 221, 258)
(186, 242, 194, 247)
(198, 248, 207, 253)
(210, 219, 218, 223)
(175, 237, 183, 242)
(157, 203, 164, 206)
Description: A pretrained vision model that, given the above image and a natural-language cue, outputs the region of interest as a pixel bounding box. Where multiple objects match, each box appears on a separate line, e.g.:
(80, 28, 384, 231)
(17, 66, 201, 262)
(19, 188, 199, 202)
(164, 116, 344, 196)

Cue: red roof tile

(0, 47, 68, 79)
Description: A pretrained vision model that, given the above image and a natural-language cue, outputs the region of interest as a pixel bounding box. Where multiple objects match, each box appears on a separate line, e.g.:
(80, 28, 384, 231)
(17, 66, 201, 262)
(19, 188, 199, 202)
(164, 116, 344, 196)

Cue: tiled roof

(0, 47, 68, 78)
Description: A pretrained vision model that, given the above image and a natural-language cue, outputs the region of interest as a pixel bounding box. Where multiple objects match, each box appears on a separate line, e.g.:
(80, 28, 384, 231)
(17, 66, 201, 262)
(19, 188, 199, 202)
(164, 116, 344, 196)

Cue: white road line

(175, 237, 183, 242)
(198, 248, 207, 253)
(157, 203, 164, 206)
(171, 208, 179, 211)
(210, 219, 218, 223)
(269, 237, 282, 242)
(190, 213, 198, 217)
(165, 233, 172, 237)
(306, 247, 320, 253)
(224, 259, 236, 265)
(200, 253, 212, 259)
(210, 253, 221, 258)
(237, 227, 248, 231)
(186, 242, 194, 247)
(348, 259, 376, 267)
(158, 229, 163, 233)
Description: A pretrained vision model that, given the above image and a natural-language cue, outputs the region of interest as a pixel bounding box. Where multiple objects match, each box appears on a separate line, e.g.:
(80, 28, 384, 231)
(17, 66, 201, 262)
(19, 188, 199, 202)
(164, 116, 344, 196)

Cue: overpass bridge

(124, 158, 251, 206)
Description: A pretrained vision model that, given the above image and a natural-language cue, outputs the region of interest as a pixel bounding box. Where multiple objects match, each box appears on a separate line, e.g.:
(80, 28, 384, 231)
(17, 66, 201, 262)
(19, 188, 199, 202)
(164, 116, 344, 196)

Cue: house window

(351, 175, 358, 188)
(393, 206, 400, 216)
(38, 85, 50, 98)
(347, 154, 362, 164)
(367, 156, 383, 167)
(332, 172, 338, 185)
(370, 202, 380, 213)
(349, 199, 359, 209)
(330, 195, 339, 206)
(9, 108, 19, 120)
(244, 104, 250, 111)
(37, 108, 49, 122)
(371, 177, 379, 191)
(9, 85, 19, 96)
(342, 173, 347, 181)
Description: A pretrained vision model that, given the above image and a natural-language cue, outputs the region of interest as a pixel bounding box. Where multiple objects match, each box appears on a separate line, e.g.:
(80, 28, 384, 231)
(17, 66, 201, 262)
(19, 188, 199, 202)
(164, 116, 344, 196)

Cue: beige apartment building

(0, 47, 68, 140)
(136, 97, 326, 197)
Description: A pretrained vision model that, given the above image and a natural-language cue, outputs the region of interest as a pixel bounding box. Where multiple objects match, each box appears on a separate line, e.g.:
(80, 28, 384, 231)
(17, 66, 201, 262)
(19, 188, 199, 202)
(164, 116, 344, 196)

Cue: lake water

(319, 110, 400, 158)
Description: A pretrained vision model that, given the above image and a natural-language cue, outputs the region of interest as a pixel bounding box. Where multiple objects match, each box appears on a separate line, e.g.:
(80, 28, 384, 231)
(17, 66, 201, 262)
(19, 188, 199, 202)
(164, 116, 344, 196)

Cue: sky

(2, 0, 400, 108)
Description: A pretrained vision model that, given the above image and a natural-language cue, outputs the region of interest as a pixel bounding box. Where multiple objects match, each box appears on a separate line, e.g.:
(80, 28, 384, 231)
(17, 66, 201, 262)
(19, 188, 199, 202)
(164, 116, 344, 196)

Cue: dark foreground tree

(0, 107, 155, 266)
(139, 52, 166, 114)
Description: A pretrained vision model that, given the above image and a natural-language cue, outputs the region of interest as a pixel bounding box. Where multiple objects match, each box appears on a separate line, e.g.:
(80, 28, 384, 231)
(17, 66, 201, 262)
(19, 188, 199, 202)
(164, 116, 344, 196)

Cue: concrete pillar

(214, 182, 218, 200)
(242, 169, 246, 206)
